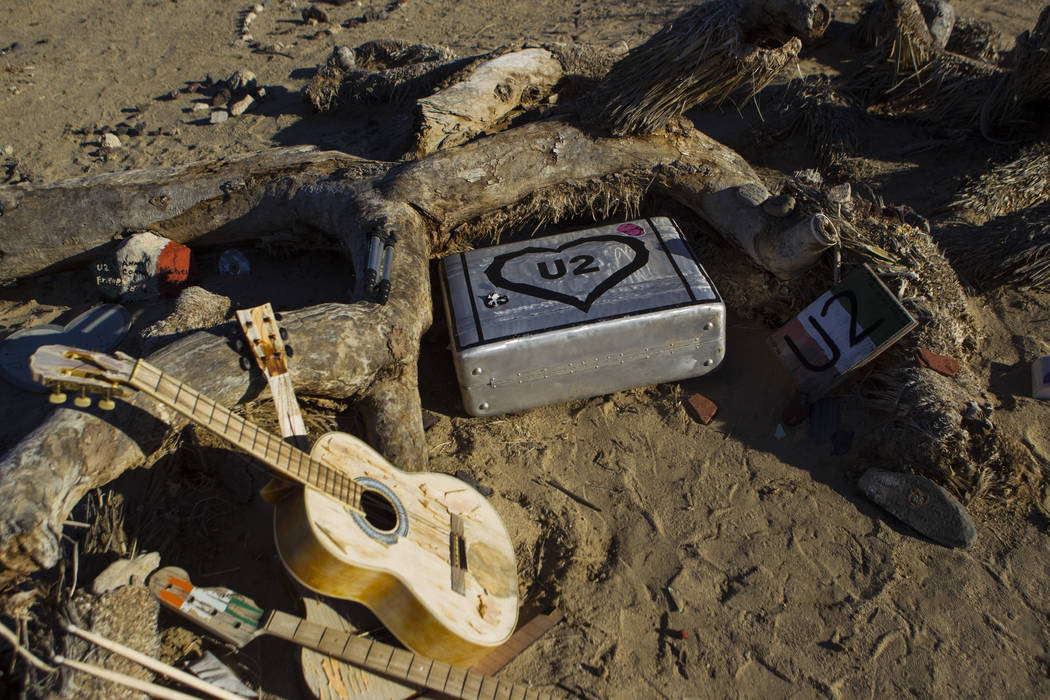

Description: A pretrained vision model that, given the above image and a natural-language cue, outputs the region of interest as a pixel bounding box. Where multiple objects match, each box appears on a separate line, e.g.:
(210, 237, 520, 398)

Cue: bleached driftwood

(410, 48, 564, 157)
(0, 118, 771, 584)
(0, 147, 388, 282)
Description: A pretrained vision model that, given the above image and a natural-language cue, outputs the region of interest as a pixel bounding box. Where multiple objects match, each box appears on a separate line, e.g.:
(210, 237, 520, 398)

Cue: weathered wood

(0, 147, 388, 281)
(0, 118, 763, 585)
(411, 49, 564, 157)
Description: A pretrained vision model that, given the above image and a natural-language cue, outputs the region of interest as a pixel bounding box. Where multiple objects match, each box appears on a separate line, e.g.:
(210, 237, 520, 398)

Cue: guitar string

(133, 361, 363, 509)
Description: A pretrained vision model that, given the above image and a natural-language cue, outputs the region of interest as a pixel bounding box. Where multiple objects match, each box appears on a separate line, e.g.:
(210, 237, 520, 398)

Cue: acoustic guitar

(31, 344, 519, 667)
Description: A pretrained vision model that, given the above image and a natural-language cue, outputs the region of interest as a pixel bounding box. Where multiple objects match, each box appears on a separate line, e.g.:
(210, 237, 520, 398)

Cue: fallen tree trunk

(410, 48, 564, 157)
(0, 147, 390, 281)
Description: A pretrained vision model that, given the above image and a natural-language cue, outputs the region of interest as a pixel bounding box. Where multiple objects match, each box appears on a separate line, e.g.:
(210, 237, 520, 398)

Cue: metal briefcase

(440, 217, 726, 416)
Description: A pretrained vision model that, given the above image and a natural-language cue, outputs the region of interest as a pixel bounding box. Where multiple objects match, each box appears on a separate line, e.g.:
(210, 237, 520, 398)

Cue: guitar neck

(262, 610, 558, 700)
(128, 358, 361, 508)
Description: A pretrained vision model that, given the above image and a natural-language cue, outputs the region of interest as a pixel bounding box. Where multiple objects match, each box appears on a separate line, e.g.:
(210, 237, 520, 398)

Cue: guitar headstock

(30, 345, 135, 409)
(148, 565, 262, 648)
(235, 303, 292, 378)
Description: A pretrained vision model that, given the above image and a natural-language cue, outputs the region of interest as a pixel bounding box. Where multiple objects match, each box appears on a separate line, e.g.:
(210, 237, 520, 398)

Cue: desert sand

(1, 0, 1049, 698)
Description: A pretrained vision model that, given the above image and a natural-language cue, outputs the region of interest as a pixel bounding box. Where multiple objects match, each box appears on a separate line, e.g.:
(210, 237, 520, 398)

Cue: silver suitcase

(440, 217, 726, 416)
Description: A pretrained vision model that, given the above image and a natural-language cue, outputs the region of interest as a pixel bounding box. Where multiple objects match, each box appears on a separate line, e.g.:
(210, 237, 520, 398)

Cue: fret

(273, 440, 285, 472)
(249, 425, 259, 453)
(316, 627, 350, 657)
(490, 679, 513, 700)
(427, 660, 452, 693)
(508, 685, 526, 700)
(152, 367, 163, 392)
(365, 640, 394, 670)
(292, 618, 325, 648)
(207, 397, 216, 424)
(445, 667, 469, 697)
(189, 389, 200, 416)
(460, 671, 484, 700)
(294, 450, 308, 480)
(172, 381, 182, 406)
(405, 654, 433, 687)
(386, 648, 414, 679)
(346, 638, 371, 667)
(335, 473, 350, 504)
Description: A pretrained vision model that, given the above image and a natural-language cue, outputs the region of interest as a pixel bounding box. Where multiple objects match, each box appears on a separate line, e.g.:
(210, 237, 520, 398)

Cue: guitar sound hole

(360, 489, 399, 532)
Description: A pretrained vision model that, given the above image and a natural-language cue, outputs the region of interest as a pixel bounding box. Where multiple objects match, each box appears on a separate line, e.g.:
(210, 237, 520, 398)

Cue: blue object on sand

(0, 304, 131, 392)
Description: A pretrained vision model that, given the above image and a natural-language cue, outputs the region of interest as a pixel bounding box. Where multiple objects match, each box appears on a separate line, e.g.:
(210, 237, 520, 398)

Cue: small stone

(684, 393, 718, 425)
(302, 5, 329, 23)
(2, 144, 13, 157)
(254, 3, 263, 11)
(229, 94, 254, 116)
(334, 45, 356, 70)
(192, 102, 209, 111)
(91, 552, 161, 594)
(241, 32, 254, 42)
(228, 70, 256, 94)
(762, 194, 796, 217)
(101, 132, 122, 148)
(210, 110, 229, 124)
(244, 10, 257, 24)
(254, 86, 267, 99)
(859, 468, 977, 548)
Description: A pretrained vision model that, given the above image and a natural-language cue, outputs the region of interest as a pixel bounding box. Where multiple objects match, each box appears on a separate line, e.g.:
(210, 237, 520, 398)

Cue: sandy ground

(1, 0, 1050, 698)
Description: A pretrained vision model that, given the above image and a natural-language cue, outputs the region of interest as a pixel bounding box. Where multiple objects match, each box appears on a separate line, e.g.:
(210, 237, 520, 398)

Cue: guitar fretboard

(263, 611, 558, 700)
(129, 359, 363, 511)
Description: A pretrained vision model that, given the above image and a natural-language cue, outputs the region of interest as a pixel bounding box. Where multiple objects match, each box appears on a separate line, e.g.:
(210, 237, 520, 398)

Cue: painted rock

(0, 304, 131, 391)
(95, 231, 194, 301)
(859, 468, 977, 549)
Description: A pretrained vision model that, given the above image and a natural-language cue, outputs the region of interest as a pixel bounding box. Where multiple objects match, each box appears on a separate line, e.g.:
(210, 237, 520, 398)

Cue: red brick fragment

(916, 348, 960, 378)
(685, 393, 718, 425)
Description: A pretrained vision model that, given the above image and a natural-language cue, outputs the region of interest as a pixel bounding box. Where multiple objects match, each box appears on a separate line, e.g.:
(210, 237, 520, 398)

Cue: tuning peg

(49, 390, 68, 404)
(284, 345, 294, 357)
(239, 356, 252, 371)
(273, 311, 283, 321)
(279, 327, 289, 341)
(98, 396, 116, 411)
(233, 338, 246, 353)
(74, 392, 92, 408)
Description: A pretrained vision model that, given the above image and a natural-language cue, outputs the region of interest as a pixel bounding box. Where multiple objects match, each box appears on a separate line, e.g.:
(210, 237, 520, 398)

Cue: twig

(0, 620, 55, 673)
(545, 479, 602, 512)
(65, 623, 246, 700)
(54, 655, 202, 700)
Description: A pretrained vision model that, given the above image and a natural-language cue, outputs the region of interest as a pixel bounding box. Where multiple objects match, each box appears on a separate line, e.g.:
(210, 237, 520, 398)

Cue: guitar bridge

(449, 514, 468, 596)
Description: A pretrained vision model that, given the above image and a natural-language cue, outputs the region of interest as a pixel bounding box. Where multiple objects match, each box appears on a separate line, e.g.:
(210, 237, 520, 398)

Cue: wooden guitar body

(274, 431, 519, 667)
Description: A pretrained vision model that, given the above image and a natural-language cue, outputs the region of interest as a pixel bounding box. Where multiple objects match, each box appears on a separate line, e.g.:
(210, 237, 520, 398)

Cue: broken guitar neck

(150, 567, 559, 700)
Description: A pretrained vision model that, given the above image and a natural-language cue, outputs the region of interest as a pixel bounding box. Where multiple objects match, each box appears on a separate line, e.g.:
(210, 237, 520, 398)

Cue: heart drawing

(484, 234, 649, 312)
